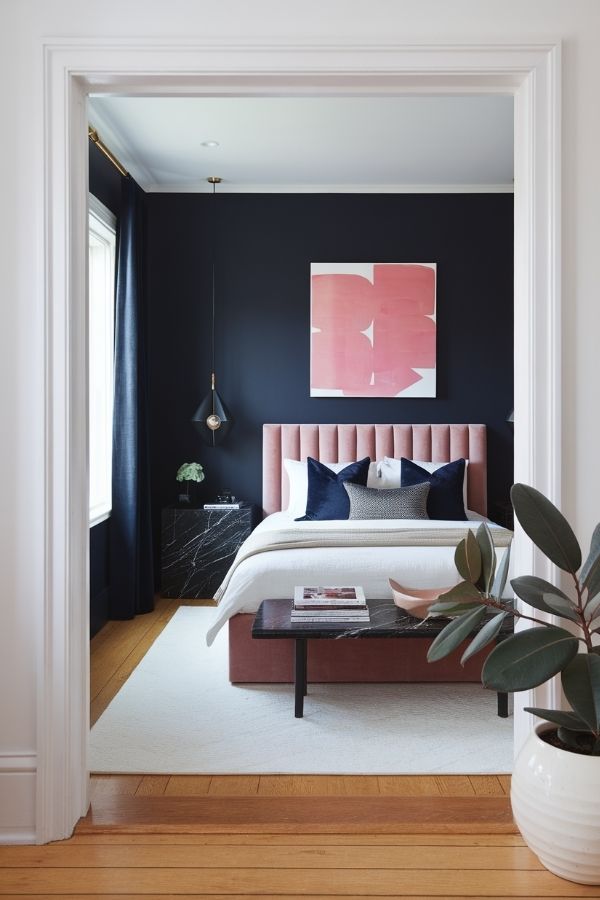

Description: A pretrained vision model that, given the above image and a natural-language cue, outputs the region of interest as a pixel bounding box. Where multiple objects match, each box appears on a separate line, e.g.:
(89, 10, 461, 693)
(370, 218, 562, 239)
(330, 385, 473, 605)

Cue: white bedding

(205, 511, 509, 646)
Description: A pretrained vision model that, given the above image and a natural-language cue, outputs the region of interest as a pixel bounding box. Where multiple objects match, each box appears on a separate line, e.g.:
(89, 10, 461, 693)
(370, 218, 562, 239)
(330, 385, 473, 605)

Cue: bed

(206, 423, 511, 684)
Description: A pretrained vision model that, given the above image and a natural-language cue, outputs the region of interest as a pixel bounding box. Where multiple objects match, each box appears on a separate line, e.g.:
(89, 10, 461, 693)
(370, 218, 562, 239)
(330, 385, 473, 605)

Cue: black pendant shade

(192, 175, 234, 446)
(191, 379, 234, 447)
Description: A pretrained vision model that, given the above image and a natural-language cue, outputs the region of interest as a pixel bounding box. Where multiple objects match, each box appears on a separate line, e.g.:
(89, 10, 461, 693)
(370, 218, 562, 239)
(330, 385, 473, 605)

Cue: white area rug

(90, 606, 512, 774)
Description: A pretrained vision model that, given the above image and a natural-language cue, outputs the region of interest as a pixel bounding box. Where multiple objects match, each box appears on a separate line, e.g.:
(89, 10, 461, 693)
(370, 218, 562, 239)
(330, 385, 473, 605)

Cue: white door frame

(37, 39, 561, 843)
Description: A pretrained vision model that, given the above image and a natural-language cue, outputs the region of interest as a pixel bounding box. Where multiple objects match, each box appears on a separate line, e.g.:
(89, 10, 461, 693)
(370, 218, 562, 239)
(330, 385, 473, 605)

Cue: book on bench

(292, 585, 369, 623)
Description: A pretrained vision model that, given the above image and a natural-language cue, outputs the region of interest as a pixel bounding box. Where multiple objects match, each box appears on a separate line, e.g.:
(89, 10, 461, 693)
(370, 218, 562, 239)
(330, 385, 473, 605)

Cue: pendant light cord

(211, 179, 216, 389)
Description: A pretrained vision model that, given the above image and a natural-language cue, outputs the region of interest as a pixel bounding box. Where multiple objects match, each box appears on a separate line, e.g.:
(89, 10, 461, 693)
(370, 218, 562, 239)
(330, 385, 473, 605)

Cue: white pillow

(283, 458, 379, 519)
(376, 457, 469, 509)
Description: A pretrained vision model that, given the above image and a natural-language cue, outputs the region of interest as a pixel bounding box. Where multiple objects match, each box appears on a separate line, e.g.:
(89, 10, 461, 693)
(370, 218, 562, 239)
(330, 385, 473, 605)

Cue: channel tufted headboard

(262, 423, 487, 517)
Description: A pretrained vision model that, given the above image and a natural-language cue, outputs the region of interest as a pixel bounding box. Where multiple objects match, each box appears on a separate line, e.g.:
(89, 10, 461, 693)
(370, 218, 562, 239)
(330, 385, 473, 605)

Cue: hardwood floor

(3, 831, 600, 897)
(3, 602, 584, 896)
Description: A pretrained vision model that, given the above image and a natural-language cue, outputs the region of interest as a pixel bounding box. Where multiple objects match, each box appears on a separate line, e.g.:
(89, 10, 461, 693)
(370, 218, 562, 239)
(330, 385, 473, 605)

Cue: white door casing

(38, 39, 561, 843)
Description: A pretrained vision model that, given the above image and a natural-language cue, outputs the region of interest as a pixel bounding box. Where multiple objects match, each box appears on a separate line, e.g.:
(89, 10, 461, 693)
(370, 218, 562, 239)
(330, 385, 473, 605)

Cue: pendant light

(191, 176, 234, 446)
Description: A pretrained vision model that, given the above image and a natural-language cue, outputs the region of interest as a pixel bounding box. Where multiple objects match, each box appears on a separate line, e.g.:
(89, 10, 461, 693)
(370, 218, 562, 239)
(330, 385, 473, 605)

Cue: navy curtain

(109, 176, 154, 618)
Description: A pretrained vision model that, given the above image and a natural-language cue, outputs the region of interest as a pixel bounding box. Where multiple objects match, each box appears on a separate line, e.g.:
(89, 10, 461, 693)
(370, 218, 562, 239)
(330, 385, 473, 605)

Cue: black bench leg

(303, 639, 308, 696)
(497, 691, 509, 718)
(295, 638, 307, 717)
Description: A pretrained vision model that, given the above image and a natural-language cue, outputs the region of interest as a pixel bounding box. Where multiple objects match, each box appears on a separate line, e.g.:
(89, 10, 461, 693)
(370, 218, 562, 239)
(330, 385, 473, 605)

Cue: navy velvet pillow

(296, 457, 371, 521)
(400, 457, 467, 520)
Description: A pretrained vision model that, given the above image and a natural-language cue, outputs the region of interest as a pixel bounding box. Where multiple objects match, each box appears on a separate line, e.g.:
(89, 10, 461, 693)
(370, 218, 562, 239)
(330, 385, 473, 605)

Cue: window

(88, 195, 116, 526)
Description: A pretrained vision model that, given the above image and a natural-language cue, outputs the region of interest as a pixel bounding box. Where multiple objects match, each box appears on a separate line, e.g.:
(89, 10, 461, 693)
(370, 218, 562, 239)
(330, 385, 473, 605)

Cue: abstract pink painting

(310, 263, 437, 398)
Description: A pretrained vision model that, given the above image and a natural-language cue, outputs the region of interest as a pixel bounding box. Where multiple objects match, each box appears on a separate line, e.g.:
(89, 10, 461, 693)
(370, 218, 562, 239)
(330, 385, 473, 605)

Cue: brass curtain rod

(88, 126, 128, 178)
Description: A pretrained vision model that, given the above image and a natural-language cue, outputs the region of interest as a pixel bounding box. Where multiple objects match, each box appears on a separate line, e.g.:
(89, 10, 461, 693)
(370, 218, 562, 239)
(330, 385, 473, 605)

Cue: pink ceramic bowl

(388, 579, 452, 619)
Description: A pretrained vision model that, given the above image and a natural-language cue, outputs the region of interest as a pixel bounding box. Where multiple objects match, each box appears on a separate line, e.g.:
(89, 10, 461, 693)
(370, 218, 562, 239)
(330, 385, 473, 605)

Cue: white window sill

(90, 510, 111, 528)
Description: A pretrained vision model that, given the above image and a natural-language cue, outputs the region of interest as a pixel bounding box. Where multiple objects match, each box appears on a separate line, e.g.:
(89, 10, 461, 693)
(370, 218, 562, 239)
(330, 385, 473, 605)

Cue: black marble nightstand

(161, 503, 261, 599)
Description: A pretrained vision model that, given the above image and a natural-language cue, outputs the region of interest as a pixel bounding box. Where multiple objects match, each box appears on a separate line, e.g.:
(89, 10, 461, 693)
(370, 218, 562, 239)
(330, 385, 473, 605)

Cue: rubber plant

(427, 483, 600, 755)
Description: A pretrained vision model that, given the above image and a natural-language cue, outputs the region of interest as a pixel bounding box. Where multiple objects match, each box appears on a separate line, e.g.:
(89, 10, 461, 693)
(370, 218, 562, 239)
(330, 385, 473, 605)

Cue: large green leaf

(524, 706, 590, 731)
(561, 654, 600, 733)
(583, 524, 600, 601)
(427, 606, 487, 663)
(587, 571, 600, 607)
(492, 543, 511, 600)
(454, 530, 482, 584)
(585, 593, 600, 623)
(481, 626, 579, 692)
(460, 612, 507, 665)
(581, 522, 600, 584)
(510, 483, 582, 574)
(541, 593, 581, 624)
(511, 576, 575, 617)
(429, 582, 483, 616)
(476, 522, 496, 595)
(428, 602, 482, 617)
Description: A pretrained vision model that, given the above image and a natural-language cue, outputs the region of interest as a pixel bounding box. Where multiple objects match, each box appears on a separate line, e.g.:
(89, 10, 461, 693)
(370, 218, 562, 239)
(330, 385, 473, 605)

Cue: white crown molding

(88, 104, 155, 187)
(145, 182, 514, 194)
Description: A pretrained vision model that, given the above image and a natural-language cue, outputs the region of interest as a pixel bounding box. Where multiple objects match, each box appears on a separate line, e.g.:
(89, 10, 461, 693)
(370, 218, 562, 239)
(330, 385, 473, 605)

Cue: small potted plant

(426, 483, 600, 884)
(176, 462, 204, 505)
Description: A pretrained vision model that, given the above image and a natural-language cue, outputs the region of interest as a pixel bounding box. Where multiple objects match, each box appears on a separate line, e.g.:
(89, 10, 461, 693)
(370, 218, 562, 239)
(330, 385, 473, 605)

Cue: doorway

(38, 40, 561, 842)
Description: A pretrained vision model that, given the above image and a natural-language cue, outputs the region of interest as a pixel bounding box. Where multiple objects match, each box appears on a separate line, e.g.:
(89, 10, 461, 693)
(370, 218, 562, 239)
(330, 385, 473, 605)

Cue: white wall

(1, 0, 599, 841)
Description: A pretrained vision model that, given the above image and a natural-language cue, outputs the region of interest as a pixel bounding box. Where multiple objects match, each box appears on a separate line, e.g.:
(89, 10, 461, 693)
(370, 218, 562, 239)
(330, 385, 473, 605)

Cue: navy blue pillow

(296, 457, 371, 521)
(400, 458, 467, 521)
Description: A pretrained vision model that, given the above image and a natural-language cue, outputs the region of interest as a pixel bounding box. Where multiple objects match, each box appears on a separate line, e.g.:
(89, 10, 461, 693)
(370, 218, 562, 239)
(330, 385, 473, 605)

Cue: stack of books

(291, 586, 370, 624)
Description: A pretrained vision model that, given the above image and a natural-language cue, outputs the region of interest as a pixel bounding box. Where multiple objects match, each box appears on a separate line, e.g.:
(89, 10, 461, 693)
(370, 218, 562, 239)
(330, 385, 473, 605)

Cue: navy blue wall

(89, 141, 122, 636)
(146, 192, 514, 580)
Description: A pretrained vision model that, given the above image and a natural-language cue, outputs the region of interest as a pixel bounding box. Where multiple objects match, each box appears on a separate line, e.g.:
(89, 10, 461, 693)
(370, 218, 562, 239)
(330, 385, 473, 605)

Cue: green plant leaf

(510, 484, 582, 574)
(581, 522, 600, 586)
(454, 531, 482, 584)
(481, 626, 579, 692)
(587, 572, 600, 607)
(492, 543, 511, 600)
(557, 727, 597, 754)
(430, 582, 483, 614)
(427, 607, 487, 663)
(476, 522, 496, 594)
(561, 654, 600, 733)
(460, 612, 507, 665)
(524, 706, 590, 731)
(583, 525, 600, 602)
(541, 593, 581, 623)
(511, 576, 574, 617)
(428, 602, 482, 617)
(585, 593, 600, 622)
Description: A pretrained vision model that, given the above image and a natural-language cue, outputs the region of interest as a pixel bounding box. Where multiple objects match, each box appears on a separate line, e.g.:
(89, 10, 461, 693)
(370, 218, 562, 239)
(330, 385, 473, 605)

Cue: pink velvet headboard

(262, 423, 487, 517)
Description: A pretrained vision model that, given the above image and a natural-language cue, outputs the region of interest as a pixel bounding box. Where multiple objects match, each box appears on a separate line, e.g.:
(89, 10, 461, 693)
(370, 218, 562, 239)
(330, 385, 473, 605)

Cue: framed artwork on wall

(310, 262, 437, 398)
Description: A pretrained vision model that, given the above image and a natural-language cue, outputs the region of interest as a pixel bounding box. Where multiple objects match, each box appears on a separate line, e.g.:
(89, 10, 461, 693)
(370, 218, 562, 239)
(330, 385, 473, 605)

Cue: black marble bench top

(252, 597, 514, 640)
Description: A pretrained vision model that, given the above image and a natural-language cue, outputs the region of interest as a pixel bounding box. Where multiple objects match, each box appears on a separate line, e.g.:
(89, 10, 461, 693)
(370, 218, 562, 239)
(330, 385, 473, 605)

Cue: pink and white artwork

(310, 263, 437, 398)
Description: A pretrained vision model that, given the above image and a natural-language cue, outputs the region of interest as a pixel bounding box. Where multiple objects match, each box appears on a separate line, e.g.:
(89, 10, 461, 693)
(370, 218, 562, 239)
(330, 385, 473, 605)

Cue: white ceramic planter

(511, 723, 600, 884)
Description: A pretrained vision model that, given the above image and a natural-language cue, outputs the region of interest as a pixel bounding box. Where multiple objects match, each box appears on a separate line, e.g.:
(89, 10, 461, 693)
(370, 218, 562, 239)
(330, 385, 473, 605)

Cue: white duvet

(205, 511, 509, 645)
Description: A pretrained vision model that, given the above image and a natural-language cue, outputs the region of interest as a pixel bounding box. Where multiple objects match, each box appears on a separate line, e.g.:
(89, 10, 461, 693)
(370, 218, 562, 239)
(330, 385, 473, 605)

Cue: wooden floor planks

(1, 864, 599, 897)
(78, 795, 516, 834)
(10, 602, 574, 898)
(91, 773, 512, 800)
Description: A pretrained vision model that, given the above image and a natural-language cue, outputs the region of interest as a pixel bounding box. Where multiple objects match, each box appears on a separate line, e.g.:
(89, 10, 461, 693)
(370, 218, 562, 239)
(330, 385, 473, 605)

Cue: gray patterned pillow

(344, 481, 430, 520)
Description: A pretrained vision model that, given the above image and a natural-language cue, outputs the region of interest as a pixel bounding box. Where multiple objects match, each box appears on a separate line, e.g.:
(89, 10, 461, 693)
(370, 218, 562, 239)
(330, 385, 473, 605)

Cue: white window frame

(88, 193, 116, 527)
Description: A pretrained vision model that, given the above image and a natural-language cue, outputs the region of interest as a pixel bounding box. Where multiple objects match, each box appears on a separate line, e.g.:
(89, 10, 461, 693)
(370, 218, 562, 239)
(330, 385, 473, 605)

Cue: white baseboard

(0, 828, 37, 844)
(0, 759, 37, 844)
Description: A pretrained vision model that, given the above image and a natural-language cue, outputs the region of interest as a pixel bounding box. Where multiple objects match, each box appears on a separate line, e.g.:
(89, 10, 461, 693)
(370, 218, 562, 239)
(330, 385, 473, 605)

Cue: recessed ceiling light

(201, 140, 220, 148)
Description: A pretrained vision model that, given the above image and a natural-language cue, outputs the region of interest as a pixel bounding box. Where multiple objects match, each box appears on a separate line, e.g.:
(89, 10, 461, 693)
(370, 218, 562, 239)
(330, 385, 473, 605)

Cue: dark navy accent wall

(89, 141, 122, 636)
(146, 192, 514, 580)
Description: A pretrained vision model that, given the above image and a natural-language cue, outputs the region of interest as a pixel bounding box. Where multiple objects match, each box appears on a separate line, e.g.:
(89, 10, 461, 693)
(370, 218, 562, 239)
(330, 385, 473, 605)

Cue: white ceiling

(88, 94, 514, 193)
